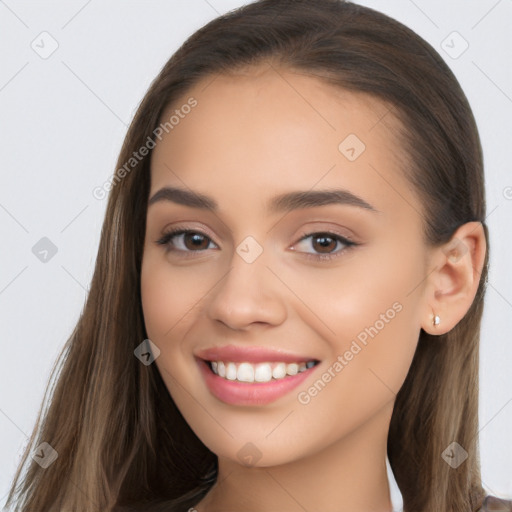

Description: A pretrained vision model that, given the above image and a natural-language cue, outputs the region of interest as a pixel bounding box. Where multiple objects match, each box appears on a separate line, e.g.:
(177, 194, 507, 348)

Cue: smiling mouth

(204, 359, 320, 384)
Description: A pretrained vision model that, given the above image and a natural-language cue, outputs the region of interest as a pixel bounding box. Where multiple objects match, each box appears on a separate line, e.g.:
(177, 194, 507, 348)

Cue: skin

(140, 63, 486, 512)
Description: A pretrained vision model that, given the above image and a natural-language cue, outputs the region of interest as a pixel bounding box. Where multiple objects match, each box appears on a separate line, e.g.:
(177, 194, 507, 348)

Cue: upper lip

(195, 344, 319, 364)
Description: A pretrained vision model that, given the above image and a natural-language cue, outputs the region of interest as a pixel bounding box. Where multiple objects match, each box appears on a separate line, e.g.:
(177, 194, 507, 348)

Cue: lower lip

(196, 358, 319, 406)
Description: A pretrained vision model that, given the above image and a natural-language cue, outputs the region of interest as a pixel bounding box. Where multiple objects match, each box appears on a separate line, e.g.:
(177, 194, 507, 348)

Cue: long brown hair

(5, 1, 491, 510)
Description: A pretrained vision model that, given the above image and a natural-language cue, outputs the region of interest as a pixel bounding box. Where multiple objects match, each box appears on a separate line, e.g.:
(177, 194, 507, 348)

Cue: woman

(5, 1, 511, 511)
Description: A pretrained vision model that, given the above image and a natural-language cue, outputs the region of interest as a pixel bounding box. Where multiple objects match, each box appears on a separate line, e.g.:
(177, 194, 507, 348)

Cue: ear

(421, 221, 487, 335)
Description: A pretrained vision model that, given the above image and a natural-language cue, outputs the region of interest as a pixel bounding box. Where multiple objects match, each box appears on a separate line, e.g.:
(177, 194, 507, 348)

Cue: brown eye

(156, 229, 217, 254)
(182, 232, 210, 250)
(292, 231, 357, 262)
(310, 234, 338, 254)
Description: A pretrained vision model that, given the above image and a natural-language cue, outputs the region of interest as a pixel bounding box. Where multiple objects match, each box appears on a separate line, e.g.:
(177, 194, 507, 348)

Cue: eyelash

(155, 227, 358, 262)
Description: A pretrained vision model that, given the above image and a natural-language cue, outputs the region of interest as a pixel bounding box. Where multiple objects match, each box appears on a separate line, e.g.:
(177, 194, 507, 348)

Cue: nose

(206, 248, 287, 331)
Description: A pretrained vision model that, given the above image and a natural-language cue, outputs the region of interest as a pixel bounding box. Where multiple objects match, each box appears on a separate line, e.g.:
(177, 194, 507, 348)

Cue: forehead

(149, 64, 419, 220)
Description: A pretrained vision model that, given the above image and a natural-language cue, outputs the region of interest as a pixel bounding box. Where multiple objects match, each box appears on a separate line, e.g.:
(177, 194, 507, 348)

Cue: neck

(195, 400, 395, 512)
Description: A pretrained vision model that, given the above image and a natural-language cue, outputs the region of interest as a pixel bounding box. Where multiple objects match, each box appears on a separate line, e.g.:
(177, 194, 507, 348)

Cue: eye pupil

(313, 234, 336, 253)
(185, 233, 209, 250)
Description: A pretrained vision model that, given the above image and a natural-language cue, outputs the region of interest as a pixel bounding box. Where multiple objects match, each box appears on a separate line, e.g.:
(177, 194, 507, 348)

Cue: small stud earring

(433, 314, 440, 326)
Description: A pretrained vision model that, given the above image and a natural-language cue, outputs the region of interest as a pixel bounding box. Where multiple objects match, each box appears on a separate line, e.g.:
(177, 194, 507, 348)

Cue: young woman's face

(141, 65, 432, 467)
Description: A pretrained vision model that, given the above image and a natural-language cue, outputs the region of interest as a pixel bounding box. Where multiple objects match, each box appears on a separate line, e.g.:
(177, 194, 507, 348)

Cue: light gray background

(1, 0, 511, 507)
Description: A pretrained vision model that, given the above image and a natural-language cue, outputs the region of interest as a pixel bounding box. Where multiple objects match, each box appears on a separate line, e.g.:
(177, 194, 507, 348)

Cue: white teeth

(272, 362, 287, 379)
(209, 360, 316, 383)
(287, 363, 299, 376)
(254, 363, 272, 382)
(226, 362, 237, 380)
(237, 362, 254, 382)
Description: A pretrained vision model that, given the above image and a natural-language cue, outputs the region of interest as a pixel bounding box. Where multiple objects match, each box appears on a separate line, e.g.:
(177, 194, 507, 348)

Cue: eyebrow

(147, 186, 379, 213)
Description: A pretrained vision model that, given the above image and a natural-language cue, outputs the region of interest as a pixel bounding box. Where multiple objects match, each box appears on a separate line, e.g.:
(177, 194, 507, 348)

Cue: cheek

(140, 267, 175, 340)
(277, 238, 424, 345)
(284, 273, 420, 461)
(281, 242, 424, 404)
(140, 253, 206, 341)
(297, 308, 418, 458)
(140, 255, 202, 405)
